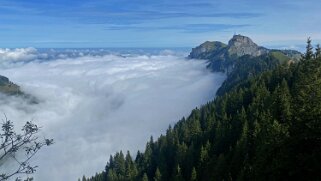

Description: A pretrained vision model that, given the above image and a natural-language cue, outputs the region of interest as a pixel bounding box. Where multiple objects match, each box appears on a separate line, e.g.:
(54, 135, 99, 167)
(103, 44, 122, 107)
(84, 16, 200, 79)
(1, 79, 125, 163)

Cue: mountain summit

(188, 34, 300, 72)
(227, 35, 268, 57)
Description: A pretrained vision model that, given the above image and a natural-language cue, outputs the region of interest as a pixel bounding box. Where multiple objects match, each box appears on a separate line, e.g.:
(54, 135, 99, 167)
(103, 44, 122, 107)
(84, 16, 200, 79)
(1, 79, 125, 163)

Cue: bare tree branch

(0, 116, 53, 181)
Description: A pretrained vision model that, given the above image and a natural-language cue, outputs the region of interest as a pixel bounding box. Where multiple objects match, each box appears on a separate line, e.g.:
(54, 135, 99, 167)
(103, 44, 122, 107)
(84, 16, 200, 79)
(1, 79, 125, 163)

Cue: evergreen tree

(316, 44, 321, 59)
(304, 37, 314, 60)
(114, 151, 126, 178)
(173, 165, 184, 181)
(273, 79, 292, 123)
(154, 168, 162, 181)
(82, 175, 86, 181)
(125, 151, 137, 180)
(107, 170, 116, 181)
(142, 173, 148, 181)
(199, 145, 208, 164)
(190, 167, 197, 181)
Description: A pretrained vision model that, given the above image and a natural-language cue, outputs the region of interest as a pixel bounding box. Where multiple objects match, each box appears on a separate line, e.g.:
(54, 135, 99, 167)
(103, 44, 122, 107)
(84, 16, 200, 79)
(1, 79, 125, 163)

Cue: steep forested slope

(82, 40, 321, 181)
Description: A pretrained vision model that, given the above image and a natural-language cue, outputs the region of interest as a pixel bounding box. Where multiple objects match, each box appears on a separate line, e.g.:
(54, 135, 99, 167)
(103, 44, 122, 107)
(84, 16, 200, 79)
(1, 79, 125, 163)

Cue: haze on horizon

(0, 0, 320, 180)
(0, 0, 320, 49)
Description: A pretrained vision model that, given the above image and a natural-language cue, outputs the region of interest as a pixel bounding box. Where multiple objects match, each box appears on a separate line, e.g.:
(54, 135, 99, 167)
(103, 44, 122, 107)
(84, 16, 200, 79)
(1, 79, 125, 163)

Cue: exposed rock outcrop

(189, 41, 227, 59)
(227, 35, 268, 57)
(188, 34, 301, 72)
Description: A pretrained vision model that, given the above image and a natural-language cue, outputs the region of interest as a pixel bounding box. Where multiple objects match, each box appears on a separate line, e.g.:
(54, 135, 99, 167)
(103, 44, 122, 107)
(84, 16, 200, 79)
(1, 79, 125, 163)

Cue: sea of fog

(0, 48, 226, 180)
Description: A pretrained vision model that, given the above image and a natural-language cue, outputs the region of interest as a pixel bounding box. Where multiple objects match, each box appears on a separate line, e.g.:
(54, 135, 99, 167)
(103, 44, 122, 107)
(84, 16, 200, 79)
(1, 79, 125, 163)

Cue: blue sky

(0, 0, 320, 48)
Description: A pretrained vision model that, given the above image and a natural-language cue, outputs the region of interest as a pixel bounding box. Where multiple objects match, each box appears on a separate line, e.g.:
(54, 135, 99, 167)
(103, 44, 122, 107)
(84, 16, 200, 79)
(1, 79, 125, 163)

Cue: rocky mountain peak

(228, 34, 256, 47)
(188, 34, 301, 72)
(188, 41, 227, 59)
(227, 34, 268, 57)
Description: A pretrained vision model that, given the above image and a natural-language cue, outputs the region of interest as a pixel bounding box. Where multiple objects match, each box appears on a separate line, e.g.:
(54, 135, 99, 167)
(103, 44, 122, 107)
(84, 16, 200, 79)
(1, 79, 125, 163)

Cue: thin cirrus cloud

(0, 0, 261, 25)
(104, 24, 250, 33)
(45, 11, 261, 25)
(0, 0, 320, 47)
(0, 0, 261, 47)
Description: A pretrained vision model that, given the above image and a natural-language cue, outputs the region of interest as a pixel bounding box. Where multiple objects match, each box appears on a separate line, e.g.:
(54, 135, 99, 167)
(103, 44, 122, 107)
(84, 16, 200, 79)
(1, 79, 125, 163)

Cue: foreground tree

(0, 116, 53, 181)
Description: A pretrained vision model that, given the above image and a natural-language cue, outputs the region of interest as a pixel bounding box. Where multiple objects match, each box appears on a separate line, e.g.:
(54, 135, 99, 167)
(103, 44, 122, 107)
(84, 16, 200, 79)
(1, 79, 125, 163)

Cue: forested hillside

(82, 40, 321, 181)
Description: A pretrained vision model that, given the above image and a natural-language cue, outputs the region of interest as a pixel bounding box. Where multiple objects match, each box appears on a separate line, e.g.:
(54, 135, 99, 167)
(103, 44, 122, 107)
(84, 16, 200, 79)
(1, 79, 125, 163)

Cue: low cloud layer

(0, 47, 39, 63)
(0, 49, 225, 180)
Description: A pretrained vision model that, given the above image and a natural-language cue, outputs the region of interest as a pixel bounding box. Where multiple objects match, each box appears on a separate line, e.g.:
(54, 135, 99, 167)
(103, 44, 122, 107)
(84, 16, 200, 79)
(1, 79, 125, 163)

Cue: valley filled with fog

(0, 48, 226, 180)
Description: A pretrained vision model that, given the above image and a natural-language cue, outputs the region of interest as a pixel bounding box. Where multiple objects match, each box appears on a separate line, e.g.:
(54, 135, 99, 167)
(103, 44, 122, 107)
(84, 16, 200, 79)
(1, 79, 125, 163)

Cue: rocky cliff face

(189, 35, 269, 60)
(188, 41, 227, 59)
(188, 34, 300, 72)
(227, 35, 269, 57)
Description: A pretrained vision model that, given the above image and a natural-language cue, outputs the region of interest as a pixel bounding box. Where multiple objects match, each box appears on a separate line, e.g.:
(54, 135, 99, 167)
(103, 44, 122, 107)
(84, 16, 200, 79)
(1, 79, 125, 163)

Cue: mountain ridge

(188, 35, 301, 72)
(0, 75, 22, 95)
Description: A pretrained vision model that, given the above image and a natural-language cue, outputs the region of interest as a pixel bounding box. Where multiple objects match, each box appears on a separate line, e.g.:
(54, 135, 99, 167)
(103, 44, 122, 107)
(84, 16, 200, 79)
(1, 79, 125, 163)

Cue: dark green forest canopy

(82, 40, 321, 181)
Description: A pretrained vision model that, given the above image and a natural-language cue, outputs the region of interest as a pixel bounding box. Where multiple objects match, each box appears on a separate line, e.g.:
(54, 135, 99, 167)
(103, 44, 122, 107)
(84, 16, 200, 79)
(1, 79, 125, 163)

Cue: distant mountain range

(188, 34, 302, 72)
